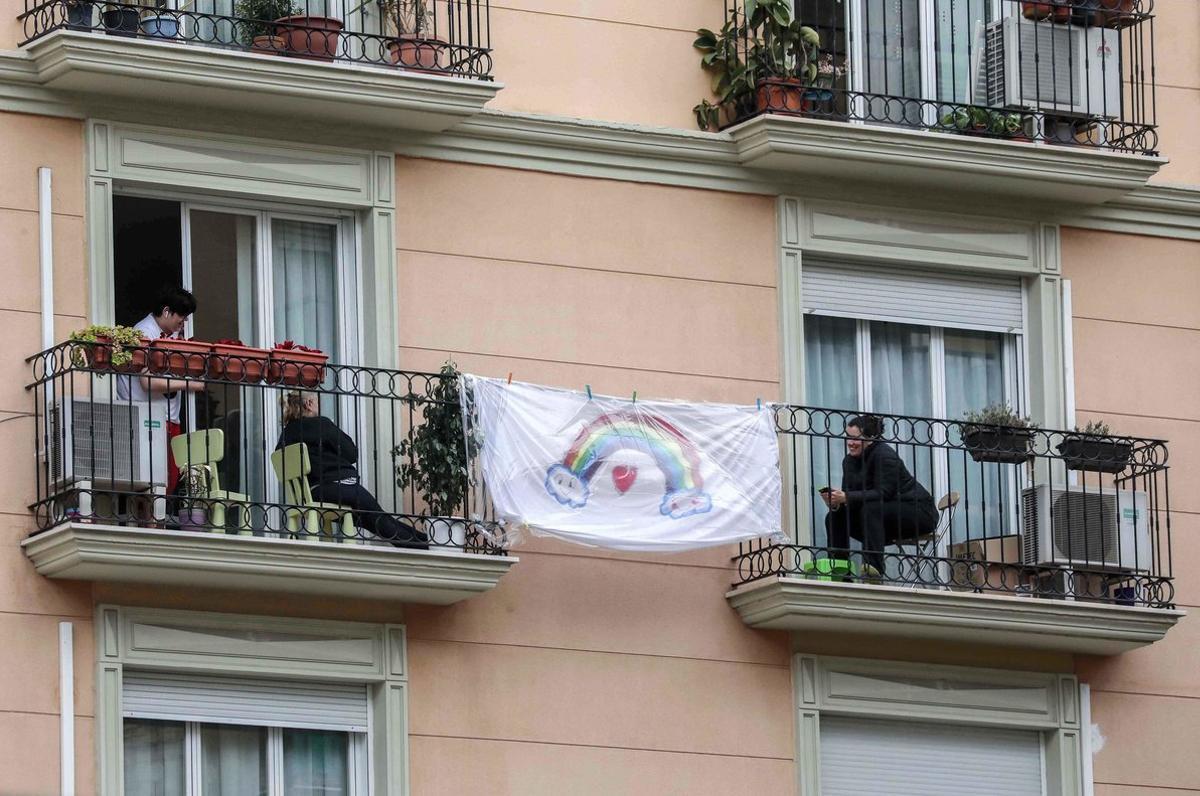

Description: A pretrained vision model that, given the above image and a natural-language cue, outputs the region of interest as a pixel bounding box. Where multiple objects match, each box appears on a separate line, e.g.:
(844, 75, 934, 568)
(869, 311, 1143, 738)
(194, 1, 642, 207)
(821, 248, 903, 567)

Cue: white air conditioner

(1021, 484, 1150, 572)
(43, 398, 168, 489)
(980, 15, 1121, 117)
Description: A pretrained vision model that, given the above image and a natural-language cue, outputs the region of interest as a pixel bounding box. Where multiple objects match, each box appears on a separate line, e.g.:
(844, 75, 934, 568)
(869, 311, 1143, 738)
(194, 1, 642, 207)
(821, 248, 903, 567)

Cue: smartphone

(818, 487, 832, 494)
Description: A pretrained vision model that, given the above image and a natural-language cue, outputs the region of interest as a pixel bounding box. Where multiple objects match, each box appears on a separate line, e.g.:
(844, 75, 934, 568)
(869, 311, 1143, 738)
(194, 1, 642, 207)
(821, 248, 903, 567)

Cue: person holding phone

(821, 414, 938, 576)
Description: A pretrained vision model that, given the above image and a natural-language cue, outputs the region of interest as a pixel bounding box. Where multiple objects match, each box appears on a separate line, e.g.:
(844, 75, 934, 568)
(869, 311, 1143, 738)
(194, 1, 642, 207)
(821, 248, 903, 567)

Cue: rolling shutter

(820, 716, 1044, 796)
(803, 261, 1025, 333)
(123, 671, 369, 732)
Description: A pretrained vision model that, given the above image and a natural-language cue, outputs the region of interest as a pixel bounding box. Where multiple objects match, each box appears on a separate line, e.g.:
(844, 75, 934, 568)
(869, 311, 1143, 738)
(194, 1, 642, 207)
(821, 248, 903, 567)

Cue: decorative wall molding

(1060, 184, 1200, 241)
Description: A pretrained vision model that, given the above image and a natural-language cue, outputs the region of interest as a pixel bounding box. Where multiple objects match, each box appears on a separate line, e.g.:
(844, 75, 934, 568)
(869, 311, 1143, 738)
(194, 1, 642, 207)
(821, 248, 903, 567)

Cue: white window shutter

(123, 671, 369, 732)
(803, 261, 1025, 333)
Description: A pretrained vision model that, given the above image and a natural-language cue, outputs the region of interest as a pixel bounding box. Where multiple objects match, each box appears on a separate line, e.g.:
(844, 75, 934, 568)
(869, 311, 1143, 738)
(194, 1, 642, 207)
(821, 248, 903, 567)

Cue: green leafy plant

(395, 361, 471, 518)
(962, 403, 1037, 433)
(235, 0, 298, 42)
(1074, 419, 1112, 436)
(938, 107, 1030, 139)
(68, 324, 146, 367)
(692, 0, 821, 131)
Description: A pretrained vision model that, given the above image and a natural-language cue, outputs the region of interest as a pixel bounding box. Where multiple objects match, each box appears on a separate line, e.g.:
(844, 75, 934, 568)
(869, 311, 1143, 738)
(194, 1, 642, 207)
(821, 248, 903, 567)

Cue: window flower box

(149, 338, 213, 378)
(266, 342, 328, 387)
(208, 340, 270, 384)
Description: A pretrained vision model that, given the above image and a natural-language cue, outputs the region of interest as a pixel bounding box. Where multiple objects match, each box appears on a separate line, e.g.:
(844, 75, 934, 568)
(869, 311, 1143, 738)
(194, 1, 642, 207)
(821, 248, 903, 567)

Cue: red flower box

(149, 338, 212, 378)
(208, 341, 270, 384)
(267, 343, 328, 388)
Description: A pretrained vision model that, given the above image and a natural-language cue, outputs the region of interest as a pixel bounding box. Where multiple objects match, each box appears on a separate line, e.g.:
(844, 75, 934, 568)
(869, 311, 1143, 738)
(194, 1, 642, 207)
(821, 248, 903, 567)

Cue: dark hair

(153, 286, 197, 317)
(847, 414, 883, 439)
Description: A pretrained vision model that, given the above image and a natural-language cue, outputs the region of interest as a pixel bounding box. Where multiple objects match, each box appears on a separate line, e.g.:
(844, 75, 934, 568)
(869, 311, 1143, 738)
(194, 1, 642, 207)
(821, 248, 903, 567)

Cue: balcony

(21, 339, 515, 604)
(707, 0, 1163, 204)
(16, 0, 499, 132)
(727, 405, 1184, 655)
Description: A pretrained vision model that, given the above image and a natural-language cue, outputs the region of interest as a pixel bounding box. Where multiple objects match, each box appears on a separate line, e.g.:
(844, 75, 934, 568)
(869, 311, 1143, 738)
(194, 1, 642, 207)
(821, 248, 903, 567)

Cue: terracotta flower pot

(251, 33, 286, 54)
(388, 36, 446, 71)
(275, 15, 343, 61)
(266, 349, 328, 388)
(754, 78, 807, 116)
(82, 337, 148, 373)
(1098, 0, 1136, 27)
(149, 338, 212, 378)
(208, 343, 269, 384)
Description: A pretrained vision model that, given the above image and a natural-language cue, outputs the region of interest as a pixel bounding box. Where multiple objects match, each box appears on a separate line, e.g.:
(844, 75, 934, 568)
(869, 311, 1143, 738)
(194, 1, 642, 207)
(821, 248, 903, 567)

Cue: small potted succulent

(1057, 420, 1134, 474)
(939, 107, 1032, 140)
(267, 341, 328, 387)
(68, 324, 148, 372)
(236, 0, 297, 53)
(149, 336, 212, 378)
(395, 361, 470, 547)
(961, 404, 1037, 464)
(207, 338, 270, 383)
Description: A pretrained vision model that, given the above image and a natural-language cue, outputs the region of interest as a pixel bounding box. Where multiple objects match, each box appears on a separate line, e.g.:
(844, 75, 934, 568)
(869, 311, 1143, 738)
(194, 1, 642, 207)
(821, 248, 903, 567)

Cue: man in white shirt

(116, 286, 204, 494)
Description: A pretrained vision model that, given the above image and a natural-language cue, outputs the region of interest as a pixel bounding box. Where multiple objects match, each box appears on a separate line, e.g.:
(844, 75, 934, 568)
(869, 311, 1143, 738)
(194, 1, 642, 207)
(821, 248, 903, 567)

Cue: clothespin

(585, 384, 593, 400)
(632, 390, 638, 404)
(506, 372, 513, 385)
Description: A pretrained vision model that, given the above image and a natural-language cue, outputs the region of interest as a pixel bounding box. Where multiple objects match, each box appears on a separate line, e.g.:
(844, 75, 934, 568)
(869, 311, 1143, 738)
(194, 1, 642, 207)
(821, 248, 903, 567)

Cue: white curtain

(944, 329, 1010, 541)
(124, 719, 186, 796)
(283, 729, 350, 795)
(272, 219, 339, 358)
(871, 321, 936, 499)
(804, 315, 858, 546)
(200, 724, 268, 796)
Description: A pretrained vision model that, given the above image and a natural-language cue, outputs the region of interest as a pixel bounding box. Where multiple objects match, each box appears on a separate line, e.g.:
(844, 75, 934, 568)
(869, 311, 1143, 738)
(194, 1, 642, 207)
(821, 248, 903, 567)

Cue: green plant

(962, 403, 1036, 432)
(235, 0, 297, 42)
(692, 0, 821, 131)
(1074, 419, 1112, 436)
(348, 0, 430, 36)
(938, 107, 1030, 139)
(395, 361, 471, 518)
(68, 324, 145, 367)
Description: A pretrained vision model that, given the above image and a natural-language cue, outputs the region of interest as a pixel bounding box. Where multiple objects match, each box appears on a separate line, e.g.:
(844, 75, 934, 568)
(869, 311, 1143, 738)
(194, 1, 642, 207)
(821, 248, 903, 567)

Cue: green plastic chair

(270, 443, 357, 544)
(171, 429, 252, 534)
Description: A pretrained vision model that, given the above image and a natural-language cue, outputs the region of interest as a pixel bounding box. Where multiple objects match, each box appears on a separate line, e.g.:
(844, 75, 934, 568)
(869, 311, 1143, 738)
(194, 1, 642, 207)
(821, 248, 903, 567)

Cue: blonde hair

(281, 391, 316, 424)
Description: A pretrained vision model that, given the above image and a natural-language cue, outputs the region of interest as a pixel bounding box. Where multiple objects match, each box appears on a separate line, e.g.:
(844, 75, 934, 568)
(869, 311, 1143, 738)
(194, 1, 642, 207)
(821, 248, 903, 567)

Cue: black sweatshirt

(277, 416, 358, 486)
(840, 441, 934, 508)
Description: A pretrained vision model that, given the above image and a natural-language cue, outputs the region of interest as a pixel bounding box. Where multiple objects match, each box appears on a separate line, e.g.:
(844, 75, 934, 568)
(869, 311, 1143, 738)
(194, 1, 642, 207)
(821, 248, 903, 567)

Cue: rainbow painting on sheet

(545, 410, 713, 519)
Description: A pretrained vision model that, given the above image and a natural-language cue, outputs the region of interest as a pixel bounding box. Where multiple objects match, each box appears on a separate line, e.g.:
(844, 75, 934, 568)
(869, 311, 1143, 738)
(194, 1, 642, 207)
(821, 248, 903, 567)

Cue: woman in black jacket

(821, 415, 938, 575)
(278, 392, 427, 549)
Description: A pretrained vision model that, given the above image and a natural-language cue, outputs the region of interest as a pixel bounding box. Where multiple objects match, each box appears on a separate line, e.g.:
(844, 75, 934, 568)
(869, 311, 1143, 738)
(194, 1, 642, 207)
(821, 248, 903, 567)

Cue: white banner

(464, 376, 784, 552)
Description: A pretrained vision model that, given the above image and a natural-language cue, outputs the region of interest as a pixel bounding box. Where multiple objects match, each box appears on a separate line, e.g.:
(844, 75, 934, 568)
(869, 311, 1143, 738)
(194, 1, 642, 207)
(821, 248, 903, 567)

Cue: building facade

(0, 0, 1197, 793)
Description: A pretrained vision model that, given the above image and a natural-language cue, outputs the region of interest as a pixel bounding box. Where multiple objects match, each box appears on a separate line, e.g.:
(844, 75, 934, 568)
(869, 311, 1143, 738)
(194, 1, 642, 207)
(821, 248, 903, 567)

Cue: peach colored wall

(393, 157, 795, 792)
(1063, 227, 1200, 794)
(1149, 0, 1200, 187)
(0, 111, 94, 795)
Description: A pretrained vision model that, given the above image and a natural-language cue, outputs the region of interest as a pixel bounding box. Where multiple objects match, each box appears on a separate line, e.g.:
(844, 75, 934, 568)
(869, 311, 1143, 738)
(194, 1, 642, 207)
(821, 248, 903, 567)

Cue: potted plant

(273, 0, 344, 60)
(938, 107, 1031, 140)
(139, 0, 178, 37)
(961, 404, 1037, 464)
(374, 0, 443, 70)
(68, 324, 148, 372)
(1021, 1, 1072, 21)
(692, 0, 821, 130)
(101, 0, 145, 35)
(64, 0, 96, 30)
(149, 337, 212, 378)
(1057, 420, 1134, 474)
(177, 465, 211, 530)
(266, 341, 328, 387)
(236, 0, 296, 52)
(207, 338, 270, 383)
(395, 361, 471, 547)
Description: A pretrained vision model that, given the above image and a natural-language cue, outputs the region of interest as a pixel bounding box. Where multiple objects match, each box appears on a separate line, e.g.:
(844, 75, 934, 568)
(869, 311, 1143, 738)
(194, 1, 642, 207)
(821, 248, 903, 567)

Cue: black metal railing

(735, 405, 1173, 609)
(19, 0, 492, 79)
(716, 0, 1156, 154)
(27, 340, 505, 554)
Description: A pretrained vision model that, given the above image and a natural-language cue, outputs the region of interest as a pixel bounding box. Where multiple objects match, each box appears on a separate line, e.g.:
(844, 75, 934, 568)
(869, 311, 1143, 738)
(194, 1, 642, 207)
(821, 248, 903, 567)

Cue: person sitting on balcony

(278, 391, 428, 550)
(820, 414, 938, 576)
(116, 286, 206, 495)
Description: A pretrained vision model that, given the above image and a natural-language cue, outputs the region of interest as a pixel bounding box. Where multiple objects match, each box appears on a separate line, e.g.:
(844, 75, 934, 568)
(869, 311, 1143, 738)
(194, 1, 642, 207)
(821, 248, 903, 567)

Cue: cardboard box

(949, 536, 1027, 593)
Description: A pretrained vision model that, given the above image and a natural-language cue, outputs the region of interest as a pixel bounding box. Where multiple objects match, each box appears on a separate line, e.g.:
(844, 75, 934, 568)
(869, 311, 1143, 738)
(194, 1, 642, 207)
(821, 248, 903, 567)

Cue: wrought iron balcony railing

(714, 0, 1157, 155)
(26, 340, 504, 554)
(19, 0, 492, 79)
(736, 404, 1173, 609)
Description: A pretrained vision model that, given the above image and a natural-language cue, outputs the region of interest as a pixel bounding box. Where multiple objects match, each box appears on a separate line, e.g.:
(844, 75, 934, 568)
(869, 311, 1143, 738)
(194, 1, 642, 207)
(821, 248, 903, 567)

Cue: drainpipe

(59, 621, 75, 796)
(39, 167, 54, 349)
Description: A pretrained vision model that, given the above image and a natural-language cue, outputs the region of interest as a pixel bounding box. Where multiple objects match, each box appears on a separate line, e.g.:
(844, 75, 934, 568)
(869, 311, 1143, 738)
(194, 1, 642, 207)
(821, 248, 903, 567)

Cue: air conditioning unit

(981, 15, 1121, 117)
(43, 399, 168, 489)
(1021, 484, 1150, 572)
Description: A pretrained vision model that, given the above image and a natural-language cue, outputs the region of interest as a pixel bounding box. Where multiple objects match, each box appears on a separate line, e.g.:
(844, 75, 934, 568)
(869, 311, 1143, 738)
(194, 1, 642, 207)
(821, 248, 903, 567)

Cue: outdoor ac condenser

(1021, 484, 1150, 572)
(44, 398, 168, 489)
(982, 15, 1121, 117)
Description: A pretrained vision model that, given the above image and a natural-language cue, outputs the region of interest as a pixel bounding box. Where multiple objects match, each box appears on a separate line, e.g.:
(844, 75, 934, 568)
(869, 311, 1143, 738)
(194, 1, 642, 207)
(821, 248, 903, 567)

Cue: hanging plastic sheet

(463, 376, 784, 552)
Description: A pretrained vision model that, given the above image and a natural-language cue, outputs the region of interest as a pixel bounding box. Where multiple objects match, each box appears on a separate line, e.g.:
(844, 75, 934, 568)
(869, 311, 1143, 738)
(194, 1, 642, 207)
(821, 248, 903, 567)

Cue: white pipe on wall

(39, 167, 55, 349)
(59, 621, 75, 796)
(1080, 682, 1094, 796)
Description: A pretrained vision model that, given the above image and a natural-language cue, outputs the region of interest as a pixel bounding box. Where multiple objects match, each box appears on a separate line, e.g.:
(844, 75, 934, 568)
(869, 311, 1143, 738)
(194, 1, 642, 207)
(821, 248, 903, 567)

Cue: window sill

(22, 31, 501, 133)
(23, 522, 516, 604)
(727, 114, 1165, 207)
(727, 577, 1184, 656)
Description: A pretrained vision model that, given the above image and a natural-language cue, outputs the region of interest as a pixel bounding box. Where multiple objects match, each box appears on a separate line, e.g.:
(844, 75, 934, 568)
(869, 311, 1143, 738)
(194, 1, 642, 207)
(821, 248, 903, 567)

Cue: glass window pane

(200, 723, 268, 796)
(945, 329, 1011, 541)
(283, 729, 351, 796)
(805, 315, 859, 547)
(864, 0, 923, 123)
(934, 0, 993, 103)
(124, 719, 186, 796)
(870, 321, 935, 497)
